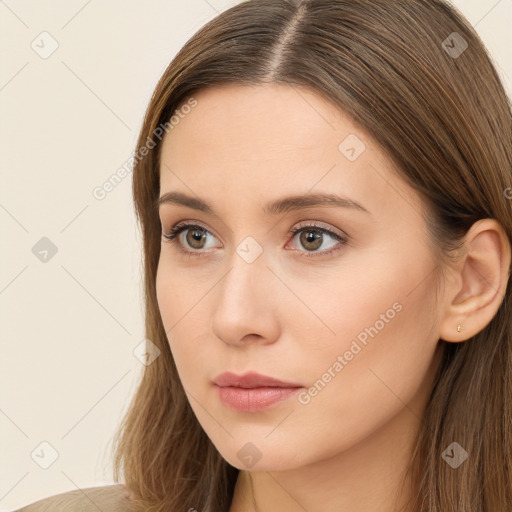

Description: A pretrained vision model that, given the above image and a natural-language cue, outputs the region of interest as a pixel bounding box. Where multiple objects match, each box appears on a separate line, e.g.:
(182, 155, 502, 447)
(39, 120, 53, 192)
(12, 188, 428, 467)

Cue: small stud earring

(457, 323, 463, 333)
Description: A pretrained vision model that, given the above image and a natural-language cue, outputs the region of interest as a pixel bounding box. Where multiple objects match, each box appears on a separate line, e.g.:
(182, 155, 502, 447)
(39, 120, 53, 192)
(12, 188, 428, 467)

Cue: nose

(210, 250, 281, 347)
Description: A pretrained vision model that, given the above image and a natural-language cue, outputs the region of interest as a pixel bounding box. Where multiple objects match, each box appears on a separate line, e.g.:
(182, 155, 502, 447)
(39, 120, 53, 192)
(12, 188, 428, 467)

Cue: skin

(155, 84, 510, 512)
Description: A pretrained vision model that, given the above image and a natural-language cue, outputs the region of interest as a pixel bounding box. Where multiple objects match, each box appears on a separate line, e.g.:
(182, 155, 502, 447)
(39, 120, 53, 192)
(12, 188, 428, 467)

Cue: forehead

(158, 84, 421, 221)
(164, 83, 353, 160)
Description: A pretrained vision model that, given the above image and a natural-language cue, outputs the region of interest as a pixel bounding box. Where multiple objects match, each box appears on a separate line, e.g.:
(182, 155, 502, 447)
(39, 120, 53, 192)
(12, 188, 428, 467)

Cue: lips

(212, 371, 304, 412)
(212, 371, 303, 389)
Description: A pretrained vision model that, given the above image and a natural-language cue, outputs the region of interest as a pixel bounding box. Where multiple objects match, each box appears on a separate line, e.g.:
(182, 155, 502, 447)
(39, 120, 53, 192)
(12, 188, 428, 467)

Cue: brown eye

(288, 223, 348, 258)
(162, 223, 219, 255)
(185, 227, 208, 249)
(299, 230, 323, 251)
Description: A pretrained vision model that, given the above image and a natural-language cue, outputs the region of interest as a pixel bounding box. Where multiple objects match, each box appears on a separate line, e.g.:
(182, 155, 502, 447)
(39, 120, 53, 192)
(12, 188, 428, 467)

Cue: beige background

(1, 0, 511, 509)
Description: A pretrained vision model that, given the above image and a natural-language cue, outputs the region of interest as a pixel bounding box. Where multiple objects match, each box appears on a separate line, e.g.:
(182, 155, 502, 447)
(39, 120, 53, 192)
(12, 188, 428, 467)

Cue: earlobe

(439, 219, 511, 343)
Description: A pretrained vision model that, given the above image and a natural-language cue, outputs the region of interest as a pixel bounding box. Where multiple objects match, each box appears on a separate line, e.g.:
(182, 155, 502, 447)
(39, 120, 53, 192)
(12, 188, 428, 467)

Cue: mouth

(212, 370, 303, 388)
(214, 385, 302, 412)
(212, 371, 304, 412)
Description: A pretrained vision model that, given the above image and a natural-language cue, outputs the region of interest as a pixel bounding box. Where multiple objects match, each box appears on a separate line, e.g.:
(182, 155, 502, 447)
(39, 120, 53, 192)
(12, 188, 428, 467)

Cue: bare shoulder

(12, 483, 137, 512)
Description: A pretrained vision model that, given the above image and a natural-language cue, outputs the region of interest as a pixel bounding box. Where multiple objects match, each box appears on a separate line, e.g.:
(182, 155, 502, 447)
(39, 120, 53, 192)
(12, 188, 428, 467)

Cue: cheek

(155, 256, 214, 327)
(155, 262, 194, 366)
(289, 247, 439, 448)
(279, 244, 426, 354)
(155, 260, 217, 381)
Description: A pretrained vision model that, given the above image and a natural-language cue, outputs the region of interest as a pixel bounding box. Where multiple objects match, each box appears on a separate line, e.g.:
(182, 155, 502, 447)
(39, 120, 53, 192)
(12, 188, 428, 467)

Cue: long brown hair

(111, 1, 512, 510)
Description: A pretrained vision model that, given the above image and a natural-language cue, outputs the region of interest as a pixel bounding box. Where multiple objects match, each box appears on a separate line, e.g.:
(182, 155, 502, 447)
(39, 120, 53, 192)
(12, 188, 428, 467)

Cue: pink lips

(212, 371, 303, 412)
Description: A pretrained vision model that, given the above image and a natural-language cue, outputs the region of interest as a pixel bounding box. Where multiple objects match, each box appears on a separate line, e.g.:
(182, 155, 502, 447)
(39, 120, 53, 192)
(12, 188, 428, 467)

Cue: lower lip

(215, 385, 302, 412)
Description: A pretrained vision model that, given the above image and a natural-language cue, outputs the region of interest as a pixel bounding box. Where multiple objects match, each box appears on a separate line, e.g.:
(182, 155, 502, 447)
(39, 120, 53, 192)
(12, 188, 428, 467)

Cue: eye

(162, 220, 348, 259)
(286, 222, 348, 258)
(162, 222, 219, 256)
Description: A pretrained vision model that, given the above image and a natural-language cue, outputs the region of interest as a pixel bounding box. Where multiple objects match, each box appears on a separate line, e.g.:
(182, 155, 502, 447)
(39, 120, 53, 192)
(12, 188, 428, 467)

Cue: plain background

(1, 0, 511, 509)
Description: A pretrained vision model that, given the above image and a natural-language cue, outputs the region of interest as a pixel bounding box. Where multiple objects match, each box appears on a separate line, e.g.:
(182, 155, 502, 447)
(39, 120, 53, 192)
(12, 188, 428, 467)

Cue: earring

(457, 323, 463, 333)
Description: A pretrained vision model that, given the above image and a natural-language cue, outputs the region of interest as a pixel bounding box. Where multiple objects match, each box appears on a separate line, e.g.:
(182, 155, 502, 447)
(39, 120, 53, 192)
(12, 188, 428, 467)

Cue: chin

(215, 439, 305, 472)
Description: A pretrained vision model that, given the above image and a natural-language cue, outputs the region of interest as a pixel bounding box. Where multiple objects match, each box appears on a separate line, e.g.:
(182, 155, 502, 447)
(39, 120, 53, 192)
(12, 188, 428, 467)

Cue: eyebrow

(156, 191, 371, 216)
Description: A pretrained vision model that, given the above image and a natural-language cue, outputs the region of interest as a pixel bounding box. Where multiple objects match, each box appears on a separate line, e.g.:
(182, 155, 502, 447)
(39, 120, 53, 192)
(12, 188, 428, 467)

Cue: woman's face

(156, 84, 444, 471)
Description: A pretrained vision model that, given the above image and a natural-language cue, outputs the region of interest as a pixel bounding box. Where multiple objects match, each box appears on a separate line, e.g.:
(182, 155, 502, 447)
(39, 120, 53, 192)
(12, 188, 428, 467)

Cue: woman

(16, 0, 512, 511)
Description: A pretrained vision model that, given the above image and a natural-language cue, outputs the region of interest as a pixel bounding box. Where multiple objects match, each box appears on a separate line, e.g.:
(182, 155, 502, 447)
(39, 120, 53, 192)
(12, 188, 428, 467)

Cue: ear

(439, 218, 511, 342)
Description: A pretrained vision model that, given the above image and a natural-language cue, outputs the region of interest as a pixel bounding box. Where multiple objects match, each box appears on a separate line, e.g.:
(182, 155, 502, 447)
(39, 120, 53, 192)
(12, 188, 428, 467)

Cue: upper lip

(213, 371, 303, 389)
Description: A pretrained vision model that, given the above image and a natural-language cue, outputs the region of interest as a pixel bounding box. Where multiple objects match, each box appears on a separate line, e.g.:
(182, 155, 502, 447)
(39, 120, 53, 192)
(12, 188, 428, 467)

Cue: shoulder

(12, 483, 137, 512)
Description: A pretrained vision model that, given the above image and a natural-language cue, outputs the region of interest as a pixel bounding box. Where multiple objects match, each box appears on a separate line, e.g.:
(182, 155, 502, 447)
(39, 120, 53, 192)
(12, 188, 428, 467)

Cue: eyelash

(162, 221, 348, 259)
